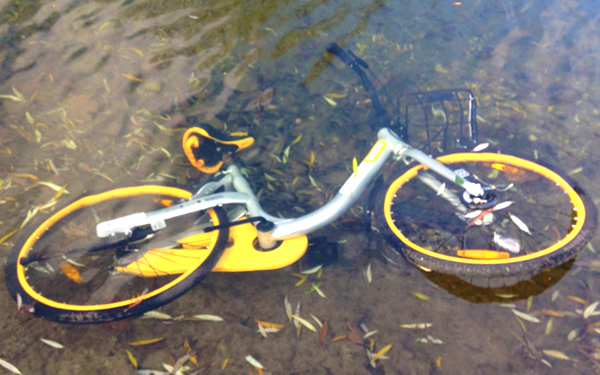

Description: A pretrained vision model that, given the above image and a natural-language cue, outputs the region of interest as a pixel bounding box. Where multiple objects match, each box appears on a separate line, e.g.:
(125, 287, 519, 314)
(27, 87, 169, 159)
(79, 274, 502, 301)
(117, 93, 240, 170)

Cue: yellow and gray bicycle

(5, 44, 597, 323)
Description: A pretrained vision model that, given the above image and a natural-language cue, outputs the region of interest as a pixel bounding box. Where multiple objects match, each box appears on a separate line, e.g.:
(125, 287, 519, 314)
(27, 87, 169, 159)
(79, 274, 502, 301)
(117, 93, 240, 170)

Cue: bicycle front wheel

(378, 153, 597, 278)
(5, 186, 229, 323)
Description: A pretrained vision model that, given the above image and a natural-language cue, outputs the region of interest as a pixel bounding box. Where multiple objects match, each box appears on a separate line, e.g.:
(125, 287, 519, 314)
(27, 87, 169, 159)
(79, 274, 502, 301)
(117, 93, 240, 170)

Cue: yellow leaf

(125, 350, 138, 368)
(122, 74, 143, 82)
(129, 337, 164, 346)
(220, 358, 229, 370)
(542, 309, 565, 317)
(290, 134, 302, 145)
(256, 320, 285, 329)
(36, 181, 69, 194)
(61, 139, 77, 150)
(412, 292, 430, 301)
(264, 173, 277, 182)
(26, 111, 34, 125)
(323, 95, 337, 106)
(12, 87, 24, 101)
(545, 317, 553, 335)
(293, 273, 307, 286)
(567, 295, 586, 304)
(291, 315, 317, 332)
(160, 147, 171, 158)
(0, 229, 17, 246)
(310, 283, 326, 298)
(325, 92, 347, 98)
(130, 47, 144, 57)
(434, 64, 448, 74)
(7, 172, 38, 180)
(0, 94, 22, 102)
(371, 344, 392, 362)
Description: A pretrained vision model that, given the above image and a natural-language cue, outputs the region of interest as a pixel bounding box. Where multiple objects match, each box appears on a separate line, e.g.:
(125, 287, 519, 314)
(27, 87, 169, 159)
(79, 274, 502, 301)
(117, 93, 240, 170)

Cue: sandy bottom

(2, 227, 598, 375)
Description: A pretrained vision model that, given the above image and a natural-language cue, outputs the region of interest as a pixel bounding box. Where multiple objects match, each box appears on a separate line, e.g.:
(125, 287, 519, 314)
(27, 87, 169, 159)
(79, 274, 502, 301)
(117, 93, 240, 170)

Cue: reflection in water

(0, 0, 56, 83)
(417, 259, 573, 304)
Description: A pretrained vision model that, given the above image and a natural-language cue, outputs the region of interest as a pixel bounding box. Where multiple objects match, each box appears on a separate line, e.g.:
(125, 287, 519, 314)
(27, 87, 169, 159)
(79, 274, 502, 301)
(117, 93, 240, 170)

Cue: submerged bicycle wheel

(5, 186, 229, 323)
(378, 153, 597, 278)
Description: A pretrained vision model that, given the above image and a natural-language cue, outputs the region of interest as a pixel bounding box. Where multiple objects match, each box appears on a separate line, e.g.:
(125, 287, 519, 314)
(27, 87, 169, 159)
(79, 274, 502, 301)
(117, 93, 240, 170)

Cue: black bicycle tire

(5, 186, 229, 323)
(376, 152, 598, 278)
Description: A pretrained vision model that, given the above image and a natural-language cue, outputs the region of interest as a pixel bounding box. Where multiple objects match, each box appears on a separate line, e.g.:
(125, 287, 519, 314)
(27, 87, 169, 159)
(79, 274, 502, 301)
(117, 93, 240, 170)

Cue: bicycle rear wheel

(5, 186, 229, 323)
(377, 153, 597, 278)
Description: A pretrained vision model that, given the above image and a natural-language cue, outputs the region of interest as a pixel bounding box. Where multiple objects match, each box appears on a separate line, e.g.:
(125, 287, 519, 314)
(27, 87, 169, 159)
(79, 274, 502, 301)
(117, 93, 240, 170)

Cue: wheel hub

(462, 188, 498, 210)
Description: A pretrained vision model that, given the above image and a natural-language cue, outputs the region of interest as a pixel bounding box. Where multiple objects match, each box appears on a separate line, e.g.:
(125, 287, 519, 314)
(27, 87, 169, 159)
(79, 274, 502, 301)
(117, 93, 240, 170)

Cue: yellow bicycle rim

(16, 186, 223, 312)
(383, 153, 587, 265)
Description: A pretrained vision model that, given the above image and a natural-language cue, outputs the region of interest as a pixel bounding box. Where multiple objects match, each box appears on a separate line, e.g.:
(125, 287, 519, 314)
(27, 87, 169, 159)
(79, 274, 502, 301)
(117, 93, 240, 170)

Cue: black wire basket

(394, 88, 479, 155)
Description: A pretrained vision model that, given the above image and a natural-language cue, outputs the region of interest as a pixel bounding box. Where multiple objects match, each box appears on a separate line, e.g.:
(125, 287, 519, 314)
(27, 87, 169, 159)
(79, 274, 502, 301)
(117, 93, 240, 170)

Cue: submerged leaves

(291, 315, 317, 332)
(542, 349, 570, 361)
(40, 338, 64, 349)
(511, 309, 540, 323)
(412, 292, 430, 301)
(125, 350, 138, 368)
(400, 323, 433, 329)
(323, 95, 337, 106)
(0, 358, 22, 374)
(472, 142, 489, 152)
(284, 295, 293, 321)
(143, 311, 173, 320)
(189, 314, 224, 321)
(509, 213, 532, 235)
(300, 265, 322, 275)
(0, 87, 25, 102)
(245, 355, 264, 369)
(130, 337, 164, 346)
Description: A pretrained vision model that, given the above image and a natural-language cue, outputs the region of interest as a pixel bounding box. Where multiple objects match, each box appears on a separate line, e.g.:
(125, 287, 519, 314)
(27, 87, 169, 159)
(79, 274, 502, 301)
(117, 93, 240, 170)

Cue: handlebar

(326, 42, 391, 132)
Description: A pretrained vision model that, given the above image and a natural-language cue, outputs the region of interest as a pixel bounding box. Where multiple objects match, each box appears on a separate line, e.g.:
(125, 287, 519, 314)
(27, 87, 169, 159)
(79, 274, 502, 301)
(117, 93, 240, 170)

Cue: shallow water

(1, 0, 600, 374)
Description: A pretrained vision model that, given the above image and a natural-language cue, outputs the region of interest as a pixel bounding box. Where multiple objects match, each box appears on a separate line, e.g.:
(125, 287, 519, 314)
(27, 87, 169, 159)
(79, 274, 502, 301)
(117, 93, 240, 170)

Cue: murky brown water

(2, 0, 600, 374)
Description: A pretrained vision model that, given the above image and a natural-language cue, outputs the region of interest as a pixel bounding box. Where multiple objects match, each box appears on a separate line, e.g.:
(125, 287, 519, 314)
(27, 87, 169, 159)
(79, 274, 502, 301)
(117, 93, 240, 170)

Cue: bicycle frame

(96, 127, 484, 243)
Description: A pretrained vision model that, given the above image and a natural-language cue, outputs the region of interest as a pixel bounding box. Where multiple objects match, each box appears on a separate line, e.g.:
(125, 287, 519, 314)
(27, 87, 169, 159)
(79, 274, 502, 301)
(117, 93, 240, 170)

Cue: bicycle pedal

(182, 123, 254, 174)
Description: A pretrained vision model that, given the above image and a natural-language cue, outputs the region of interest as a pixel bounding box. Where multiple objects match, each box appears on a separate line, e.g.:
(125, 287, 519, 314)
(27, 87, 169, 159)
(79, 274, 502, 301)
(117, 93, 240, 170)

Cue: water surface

(1, 0, 600, 374)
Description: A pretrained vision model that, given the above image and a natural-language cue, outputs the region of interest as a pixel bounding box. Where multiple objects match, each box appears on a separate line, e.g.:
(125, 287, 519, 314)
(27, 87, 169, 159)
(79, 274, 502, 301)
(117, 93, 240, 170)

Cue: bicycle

(5, 43, 597, 323)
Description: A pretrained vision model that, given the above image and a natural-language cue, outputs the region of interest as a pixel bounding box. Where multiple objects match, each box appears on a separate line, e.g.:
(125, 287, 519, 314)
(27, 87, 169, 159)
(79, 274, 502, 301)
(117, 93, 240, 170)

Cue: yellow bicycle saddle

(182, 123, 254, 174)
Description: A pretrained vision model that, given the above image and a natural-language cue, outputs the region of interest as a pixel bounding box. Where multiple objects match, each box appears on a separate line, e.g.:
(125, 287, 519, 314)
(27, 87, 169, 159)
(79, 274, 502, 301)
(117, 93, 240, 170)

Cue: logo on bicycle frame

(365, 140, 387, 162)
(339, 140, 387, 195)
